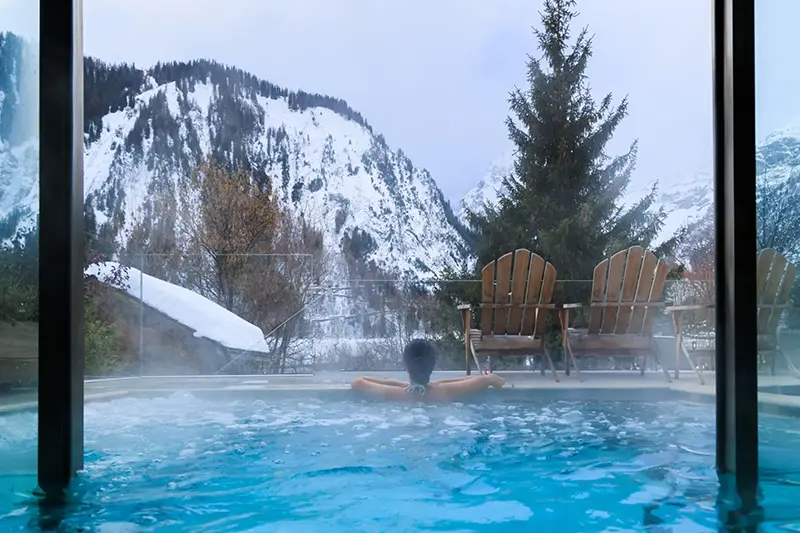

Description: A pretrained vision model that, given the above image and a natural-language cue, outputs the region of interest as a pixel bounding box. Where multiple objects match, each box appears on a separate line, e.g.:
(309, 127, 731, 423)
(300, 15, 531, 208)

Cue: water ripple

(1, 394, 799, 531)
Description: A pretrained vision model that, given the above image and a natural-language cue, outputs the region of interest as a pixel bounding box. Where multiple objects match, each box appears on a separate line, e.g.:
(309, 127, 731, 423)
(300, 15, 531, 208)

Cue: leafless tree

(235, 210, 333, 373)
(181, 156, 279, 311)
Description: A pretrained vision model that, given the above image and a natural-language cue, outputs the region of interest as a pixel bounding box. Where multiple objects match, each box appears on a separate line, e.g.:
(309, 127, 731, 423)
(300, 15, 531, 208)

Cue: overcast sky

(3, 0, 798, 202)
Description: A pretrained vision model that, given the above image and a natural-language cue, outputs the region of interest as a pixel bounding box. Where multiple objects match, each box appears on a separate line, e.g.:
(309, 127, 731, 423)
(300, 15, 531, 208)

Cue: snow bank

(85, 262, 269, 353)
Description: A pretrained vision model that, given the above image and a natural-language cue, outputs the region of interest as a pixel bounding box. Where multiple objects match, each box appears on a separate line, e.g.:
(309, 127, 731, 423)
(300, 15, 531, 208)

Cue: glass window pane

(0, 1, 39, 526)
(75, 0, 720, 530)
(756, 0, 800, 525)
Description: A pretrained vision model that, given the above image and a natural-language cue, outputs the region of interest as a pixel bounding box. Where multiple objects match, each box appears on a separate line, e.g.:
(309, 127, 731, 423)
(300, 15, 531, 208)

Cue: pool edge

(2, 385, 800, 418)
(0, 390, 131, 415)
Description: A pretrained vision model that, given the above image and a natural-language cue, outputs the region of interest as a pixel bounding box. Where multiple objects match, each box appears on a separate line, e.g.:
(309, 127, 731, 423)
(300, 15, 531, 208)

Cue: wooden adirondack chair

(457, 249, 559, 380)
(754, 249, 799, 375)
(668, 248, 799, 379)
(560, 246, 672, 381)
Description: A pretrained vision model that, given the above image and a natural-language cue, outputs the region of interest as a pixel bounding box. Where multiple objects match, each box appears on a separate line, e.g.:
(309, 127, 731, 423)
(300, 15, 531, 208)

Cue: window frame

(38, 0, 85, 496)
(34, 0, 765, 523)
(713, 0, 760, 520)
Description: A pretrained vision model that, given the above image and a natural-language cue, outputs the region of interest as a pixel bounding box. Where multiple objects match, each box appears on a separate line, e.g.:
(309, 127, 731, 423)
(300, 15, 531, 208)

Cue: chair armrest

(665, 305, 714, 313)
(457, 304, 472, 310)
(562, 303, 583, 309)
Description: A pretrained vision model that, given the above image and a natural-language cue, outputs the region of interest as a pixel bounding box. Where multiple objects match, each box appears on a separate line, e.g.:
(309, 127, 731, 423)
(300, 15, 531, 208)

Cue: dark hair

(403, 338, 437, 387)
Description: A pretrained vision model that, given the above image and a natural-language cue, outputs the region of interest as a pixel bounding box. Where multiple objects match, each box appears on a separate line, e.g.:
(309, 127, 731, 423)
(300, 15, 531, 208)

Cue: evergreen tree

(468, 0, 679, 280)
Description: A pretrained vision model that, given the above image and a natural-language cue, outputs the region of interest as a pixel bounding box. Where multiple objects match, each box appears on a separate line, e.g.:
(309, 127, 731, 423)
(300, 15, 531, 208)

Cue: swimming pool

(1, 393, 799, 532)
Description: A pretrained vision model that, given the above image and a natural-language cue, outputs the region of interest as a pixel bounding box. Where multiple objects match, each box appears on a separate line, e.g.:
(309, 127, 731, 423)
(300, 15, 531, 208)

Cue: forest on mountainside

(83, 57, 374, 144)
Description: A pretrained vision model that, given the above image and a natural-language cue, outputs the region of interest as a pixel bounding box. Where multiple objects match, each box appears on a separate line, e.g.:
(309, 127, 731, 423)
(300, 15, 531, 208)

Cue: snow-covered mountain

(83, 76, 470, 278)
(0, 35, 471, 281)
(459, 151, 714, 246)
(460, 127, 800, 249)
(6, 27, 800, 282)
(757, 123, 800, 184)
(458, 153, 512, 222)
(625, 172, 713, 242)
(0, 32, 39, 239)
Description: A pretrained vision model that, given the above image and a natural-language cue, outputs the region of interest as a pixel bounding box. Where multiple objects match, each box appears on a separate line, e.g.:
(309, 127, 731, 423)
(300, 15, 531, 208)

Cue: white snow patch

(85, 261, 269, 353)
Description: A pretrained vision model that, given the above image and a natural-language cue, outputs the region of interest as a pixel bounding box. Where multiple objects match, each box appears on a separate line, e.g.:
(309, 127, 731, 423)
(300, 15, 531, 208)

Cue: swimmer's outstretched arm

(430, 376, 482, 384)
(430, 374, 505, 399)
(351, 374, 505, 401)
(350, 377, 411, 401)
(356, 376, 408, 387)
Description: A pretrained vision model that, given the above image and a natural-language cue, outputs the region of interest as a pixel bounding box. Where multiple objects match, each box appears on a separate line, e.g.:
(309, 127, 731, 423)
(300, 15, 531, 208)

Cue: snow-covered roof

(85, 262, 269, 353)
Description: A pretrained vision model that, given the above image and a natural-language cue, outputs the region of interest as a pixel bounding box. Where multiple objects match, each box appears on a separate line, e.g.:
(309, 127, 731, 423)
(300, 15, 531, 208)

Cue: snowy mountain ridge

(0, 37, 472, 282)
(4, 29, 800, 287)
(459, 149, 715, 247)
(460, 124, 800, 253)
(459, 151, 718, 249)
(82, 78, 469, 278)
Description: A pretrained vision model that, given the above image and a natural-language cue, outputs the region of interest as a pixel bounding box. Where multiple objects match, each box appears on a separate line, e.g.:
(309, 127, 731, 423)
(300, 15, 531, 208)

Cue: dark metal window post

(713, 0, 760, 523)
(38, 0, 85, 497)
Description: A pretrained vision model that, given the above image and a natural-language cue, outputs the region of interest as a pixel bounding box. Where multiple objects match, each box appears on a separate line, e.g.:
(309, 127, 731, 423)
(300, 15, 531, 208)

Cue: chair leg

(778, 348, 800, 379)
(651, 341, 672, 383)
(680, 343, 705, 385)
(672, 310, 684, 380)
(465, 337, 471, 376)
(560, 309, 570, 377)
(469, 343, 482, 374)
(570, 349, 583, 381)
(543, 347, 559, 383)
(564, 335, 583, 382)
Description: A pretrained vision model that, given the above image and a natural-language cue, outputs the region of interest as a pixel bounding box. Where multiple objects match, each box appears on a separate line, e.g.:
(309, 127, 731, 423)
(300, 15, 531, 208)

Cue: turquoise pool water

(1, 393, 799, 532)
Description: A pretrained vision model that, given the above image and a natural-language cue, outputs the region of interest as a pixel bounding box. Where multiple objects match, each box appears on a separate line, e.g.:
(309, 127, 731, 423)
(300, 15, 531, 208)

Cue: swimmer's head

(403, 338, 437, 387)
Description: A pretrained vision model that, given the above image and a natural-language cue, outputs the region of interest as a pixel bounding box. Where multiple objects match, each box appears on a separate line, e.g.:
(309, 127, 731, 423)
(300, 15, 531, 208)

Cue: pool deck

(2, 370, 800, 415)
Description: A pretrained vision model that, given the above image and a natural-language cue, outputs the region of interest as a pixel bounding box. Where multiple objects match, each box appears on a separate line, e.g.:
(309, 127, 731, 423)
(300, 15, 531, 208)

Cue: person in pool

(350, 338, 505, 401)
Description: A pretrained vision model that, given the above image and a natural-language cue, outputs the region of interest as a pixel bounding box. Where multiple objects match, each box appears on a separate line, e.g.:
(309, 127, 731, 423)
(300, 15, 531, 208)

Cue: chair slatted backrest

(480, 249, 556, 339)
(587, 246, 669, 336)
(757, 248, 797, 337)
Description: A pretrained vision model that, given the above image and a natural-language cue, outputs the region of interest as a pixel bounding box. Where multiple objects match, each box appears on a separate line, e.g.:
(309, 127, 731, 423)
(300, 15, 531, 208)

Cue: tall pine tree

(468, 0, 679, 280)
